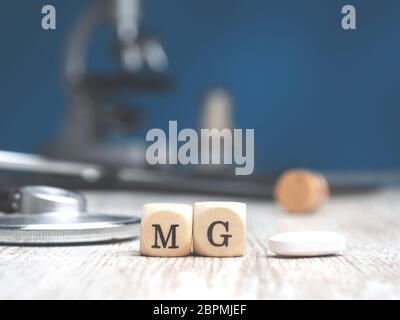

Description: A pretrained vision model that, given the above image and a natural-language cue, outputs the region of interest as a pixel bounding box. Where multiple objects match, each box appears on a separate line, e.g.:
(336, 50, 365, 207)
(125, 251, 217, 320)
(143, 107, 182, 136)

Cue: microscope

(44, 0, 171, 167)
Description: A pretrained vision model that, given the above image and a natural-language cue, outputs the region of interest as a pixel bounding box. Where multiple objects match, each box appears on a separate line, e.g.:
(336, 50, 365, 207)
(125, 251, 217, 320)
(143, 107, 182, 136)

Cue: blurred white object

(201, 88, 234, 130)
(200, 88, 234, 172)
(268, 231, 346, 257)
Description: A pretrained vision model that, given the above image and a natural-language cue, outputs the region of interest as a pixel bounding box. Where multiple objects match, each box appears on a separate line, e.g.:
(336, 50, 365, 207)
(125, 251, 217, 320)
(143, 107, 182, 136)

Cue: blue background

(0, 0, 399, 171)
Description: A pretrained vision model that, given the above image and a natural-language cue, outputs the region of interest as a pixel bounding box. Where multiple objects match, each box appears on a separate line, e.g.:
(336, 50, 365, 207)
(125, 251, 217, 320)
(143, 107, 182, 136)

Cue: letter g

(207, 221, 232, 247)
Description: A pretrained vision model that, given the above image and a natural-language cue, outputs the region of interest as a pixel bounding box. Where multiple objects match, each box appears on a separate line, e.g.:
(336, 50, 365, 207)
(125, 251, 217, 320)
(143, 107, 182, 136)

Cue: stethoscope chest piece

(18, 185, 87, 214)
(0, 185, 140, 245)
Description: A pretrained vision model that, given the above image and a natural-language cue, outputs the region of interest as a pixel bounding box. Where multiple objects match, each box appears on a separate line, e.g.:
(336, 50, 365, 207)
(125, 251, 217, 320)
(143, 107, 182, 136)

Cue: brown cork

(275, 169, 330, 213)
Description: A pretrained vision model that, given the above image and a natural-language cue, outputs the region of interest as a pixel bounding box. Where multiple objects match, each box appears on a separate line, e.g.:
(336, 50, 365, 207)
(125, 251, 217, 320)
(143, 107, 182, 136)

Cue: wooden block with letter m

(140, 203, 193, 257)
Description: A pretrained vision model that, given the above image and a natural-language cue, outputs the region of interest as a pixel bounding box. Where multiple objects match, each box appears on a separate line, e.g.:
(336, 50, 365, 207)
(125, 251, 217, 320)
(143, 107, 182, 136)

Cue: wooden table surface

(0, 187, 399, 300)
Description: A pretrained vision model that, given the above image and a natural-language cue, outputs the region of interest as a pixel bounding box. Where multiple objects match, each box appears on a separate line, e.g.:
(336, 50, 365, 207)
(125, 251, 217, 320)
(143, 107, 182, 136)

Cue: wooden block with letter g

(193, 202, 246, 257)
(140, 203, 193, 257)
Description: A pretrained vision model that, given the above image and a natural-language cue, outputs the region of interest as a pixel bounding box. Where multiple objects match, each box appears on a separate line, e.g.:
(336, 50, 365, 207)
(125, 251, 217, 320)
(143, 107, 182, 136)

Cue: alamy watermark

(145, 121, 254, 175)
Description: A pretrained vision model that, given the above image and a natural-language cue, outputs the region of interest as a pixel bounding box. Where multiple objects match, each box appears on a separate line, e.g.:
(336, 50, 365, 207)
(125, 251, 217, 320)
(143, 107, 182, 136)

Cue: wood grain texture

(0, 188, 399, 299)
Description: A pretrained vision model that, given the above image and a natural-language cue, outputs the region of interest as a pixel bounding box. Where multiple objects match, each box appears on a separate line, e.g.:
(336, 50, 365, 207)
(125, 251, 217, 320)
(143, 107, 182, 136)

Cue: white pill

(268, 231, 346, 257)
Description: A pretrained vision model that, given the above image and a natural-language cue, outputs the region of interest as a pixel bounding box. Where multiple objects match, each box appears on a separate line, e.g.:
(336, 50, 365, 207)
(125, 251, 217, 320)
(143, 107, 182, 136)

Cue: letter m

(151, 224, 179, 249)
